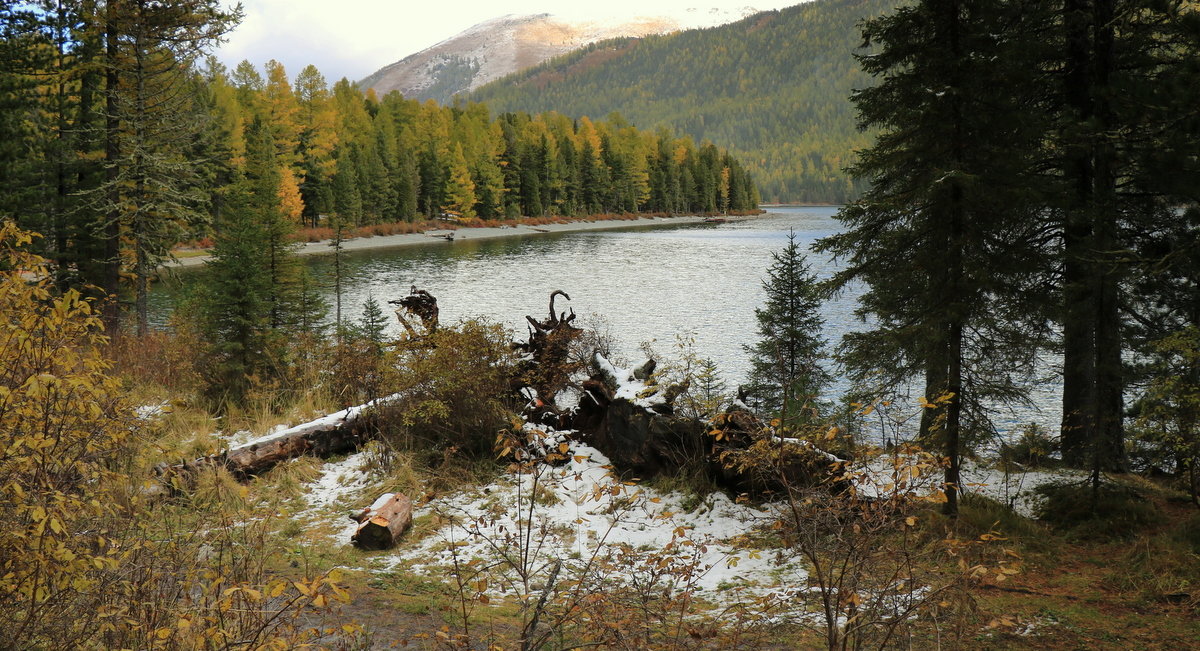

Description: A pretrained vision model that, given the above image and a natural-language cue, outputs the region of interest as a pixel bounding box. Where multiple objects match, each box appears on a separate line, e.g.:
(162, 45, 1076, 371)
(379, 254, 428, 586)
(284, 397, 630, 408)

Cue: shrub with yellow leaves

(0, 222, 133, 645)
(0, 223, 360, 649)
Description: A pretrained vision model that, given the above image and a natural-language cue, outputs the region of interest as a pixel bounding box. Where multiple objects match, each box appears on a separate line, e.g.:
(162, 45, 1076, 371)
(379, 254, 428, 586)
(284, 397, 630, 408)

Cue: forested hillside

(0, 1, 755, 337)
(470, 0, 898, 204)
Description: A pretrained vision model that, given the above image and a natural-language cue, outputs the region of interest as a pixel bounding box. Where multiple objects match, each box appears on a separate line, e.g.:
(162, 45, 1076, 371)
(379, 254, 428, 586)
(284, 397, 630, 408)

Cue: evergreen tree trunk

(102, 3, 121, 334)
(133, 31, 149, 337)
(942, 0, 965, 518)
(1092, 0, 1125, 472)
(1060, 0, 1125, 472)
(1060, 0, 1098, 466)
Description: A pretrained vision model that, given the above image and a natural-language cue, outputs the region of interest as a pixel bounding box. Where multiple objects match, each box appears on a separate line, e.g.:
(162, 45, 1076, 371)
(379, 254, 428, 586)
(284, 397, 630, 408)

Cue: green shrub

(379, 318, 521, 458)
(999, 422, 1058, 468)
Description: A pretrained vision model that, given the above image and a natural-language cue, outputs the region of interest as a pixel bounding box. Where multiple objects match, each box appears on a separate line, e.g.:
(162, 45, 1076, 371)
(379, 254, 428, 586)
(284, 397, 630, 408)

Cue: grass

(1034, 479, 1166, 540)
(114, 352, 1200, 648)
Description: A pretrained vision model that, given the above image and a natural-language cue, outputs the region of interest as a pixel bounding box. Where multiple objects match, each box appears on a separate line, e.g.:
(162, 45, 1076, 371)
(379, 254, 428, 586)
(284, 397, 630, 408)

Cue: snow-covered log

(351, 492, 413, 550)
(163, 395, 400, 482)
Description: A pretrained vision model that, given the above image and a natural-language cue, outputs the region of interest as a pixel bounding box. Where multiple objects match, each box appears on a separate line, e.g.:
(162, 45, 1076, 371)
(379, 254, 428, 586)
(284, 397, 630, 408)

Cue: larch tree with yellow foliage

(444, 142, 477, 218)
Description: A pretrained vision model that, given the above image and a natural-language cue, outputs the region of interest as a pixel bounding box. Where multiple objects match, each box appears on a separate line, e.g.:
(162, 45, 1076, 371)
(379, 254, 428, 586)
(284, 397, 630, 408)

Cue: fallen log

(351, 492, 413, 550)
(162, 394, 401, 482)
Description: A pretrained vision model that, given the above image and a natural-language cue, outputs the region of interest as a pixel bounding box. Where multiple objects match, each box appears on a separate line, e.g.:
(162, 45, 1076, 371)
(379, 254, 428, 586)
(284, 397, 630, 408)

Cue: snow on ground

(291, 429, 1078, 613)
(298, 449, 378, 541)
(294, 435, 804, 604)
(847, 447, 1083, 518)
(960, 460, 1086, 518)
(384, 441, 801, 599)
(134, 401, 171, 420)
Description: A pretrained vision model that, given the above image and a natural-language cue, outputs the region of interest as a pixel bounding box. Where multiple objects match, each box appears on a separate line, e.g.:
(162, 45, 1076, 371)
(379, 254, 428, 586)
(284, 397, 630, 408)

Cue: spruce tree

(95, 0, 239, 335)
(194, 114, 323, 402)
(744, 230, 829, 430)
(816, 0, 1055, 516)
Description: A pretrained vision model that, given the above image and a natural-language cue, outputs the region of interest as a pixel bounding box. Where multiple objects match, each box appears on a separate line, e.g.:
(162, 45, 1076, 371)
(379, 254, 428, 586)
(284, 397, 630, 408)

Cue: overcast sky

(213, 1, 798, 84)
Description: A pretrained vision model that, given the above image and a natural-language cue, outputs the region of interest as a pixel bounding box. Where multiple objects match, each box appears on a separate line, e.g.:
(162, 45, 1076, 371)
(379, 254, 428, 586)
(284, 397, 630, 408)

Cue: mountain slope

(470, 0, 897, 204)
(360, 8, 764, 104)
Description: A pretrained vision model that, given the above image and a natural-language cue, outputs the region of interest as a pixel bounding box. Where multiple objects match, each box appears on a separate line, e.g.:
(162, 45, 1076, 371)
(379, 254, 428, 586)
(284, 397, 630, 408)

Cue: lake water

(151, 206, 1062, 442)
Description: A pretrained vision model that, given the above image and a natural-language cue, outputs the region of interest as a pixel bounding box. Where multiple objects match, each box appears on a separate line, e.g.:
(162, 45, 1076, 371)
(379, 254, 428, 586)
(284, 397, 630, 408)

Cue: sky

(213, 1, 798, 85)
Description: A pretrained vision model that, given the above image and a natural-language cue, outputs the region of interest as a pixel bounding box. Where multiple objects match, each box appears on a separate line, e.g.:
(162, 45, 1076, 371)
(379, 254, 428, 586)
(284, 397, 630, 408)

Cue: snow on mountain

(359, 7, 764, 103)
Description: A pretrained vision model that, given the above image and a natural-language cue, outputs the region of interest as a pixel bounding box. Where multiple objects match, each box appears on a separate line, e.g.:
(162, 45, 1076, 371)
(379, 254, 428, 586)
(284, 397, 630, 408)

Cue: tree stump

(351, 492, 413, 550)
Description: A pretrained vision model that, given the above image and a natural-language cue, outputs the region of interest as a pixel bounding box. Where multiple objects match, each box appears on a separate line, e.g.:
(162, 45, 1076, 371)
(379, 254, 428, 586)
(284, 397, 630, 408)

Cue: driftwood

(389, 286, 439, 338)
(516, 290, 583, 425)
(351, 492, 413, 550)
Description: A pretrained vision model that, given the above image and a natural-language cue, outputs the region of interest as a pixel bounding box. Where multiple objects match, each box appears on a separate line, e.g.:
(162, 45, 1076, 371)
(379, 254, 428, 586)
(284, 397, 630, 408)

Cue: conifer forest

(1, 1, 1200, 649)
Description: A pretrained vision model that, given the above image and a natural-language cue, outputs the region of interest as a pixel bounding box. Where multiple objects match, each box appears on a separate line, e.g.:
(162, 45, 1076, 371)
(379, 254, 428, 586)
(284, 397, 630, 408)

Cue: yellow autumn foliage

(0, 222, 130, 644)
(0, 222, 357, 648)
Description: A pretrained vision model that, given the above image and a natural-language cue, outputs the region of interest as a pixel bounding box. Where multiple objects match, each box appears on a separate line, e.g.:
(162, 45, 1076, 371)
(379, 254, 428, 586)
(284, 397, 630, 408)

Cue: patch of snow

(959, 461, 1085, 518)
(303, 450, 375, 512)
(135, 401, 171, 420)
(322, 442, 805, 603)
(299, 450, 377, 542)
(845, 449, 1082, 519)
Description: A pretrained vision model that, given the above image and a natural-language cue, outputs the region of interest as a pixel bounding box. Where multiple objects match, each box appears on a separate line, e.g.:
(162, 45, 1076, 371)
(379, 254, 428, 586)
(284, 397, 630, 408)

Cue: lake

(151, 206, 1062, 442)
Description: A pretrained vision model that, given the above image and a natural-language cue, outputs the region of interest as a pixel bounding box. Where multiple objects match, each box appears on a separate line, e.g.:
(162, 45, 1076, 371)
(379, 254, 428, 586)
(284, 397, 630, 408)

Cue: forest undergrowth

(102, 326, 1200, 651)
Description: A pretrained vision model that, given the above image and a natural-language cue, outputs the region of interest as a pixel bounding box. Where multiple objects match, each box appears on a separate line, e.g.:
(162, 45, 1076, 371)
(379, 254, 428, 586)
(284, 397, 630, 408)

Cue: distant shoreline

(165, 213, 759, 269)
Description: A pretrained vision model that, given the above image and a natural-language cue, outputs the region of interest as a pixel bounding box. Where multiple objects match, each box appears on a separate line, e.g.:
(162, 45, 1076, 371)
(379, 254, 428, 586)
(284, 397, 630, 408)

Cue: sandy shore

(167, 214, 726, 268)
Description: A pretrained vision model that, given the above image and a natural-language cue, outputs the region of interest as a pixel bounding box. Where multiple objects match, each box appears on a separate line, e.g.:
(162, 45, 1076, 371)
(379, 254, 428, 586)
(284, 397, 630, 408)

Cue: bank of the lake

(149, 206, 1063, 443)
(167, 214, 750, 268)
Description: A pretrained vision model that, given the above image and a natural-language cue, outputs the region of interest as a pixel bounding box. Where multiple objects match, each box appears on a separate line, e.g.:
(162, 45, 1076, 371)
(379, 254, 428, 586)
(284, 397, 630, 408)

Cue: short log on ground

(351, 492, 413, 551)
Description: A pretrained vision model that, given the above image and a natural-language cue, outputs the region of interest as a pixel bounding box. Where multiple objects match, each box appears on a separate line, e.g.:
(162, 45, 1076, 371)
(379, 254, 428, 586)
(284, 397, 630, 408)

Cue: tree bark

(1060, 0, 1098, 466)
(102, 2, 121, 335)
(1091, 0, 1125, 472)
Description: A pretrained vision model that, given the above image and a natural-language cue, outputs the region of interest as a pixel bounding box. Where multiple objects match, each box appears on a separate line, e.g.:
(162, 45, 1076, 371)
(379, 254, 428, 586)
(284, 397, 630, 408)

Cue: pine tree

(744, 230, 829, 430)
(194, 172, 272, 401)
(194, 114, 322, 401)
(93, 0, 239, 335)
(816, 0, 1055, 516)
(358, 295, 390, 355)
